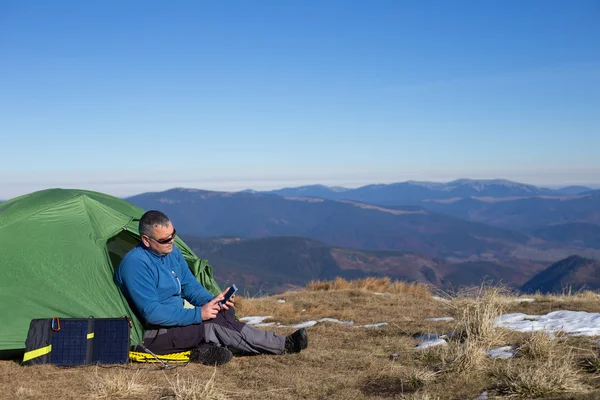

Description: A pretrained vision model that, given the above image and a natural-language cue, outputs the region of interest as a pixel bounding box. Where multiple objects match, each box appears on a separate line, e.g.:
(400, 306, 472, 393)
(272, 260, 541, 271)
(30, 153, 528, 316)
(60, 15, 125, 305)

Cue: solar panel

(23, 317, 130, 366)
(92, 319, 130, 364)
(50, 320, 88, 366)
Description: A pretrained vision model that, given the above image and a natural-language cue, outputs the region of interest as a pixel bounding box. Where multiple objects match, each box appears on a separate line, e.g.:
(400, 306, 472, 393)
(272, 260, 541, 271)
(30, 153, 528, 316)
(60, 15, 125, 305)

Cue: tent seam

(80, 196, 137, 242)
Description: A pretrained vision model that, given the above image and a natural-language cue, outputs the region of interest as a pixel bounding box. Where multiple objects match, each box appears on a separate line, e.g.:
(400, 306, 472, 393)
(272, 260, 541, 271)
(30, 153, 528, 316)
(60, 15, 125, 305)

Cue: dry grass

(162, 369, 227, 400)
(436, 339, 489, 373)
(14, 387, 37, 398)
(546, 288, 600, 299)
(490, 351, 584, 398)
(358, 365, 438, 397)
(449, 285, 507, 345)
(306, 276, 432, 298)
(418, 285, 506, 375)
(488, 331, 590, 397)
(86, 368, 151, 398)
(516, 331, 556, 361)
(4, 280, 600, 399)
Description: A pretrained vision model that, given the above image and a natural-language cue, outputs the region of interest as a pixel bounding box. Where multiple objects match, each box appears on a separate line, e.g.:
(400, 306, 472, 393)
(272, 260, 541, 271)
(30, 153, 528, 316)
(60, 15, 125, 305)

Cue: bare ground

(3, 278, 600, 400)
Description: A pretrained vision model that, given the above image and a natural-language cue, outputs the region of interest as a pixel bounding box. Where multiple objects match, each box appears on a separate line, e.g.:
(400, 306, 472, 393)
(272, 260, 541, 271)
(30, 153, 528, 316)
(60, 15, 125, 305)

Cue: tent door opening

(107, 230, 139, 271)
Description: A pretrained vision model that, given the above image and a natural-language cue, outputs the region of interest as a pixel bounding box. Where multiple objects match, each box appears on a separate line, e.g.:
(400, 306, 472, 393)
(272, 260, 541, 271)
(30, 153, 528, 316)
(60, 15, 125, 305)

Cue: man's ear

(140, 235, 150, 247)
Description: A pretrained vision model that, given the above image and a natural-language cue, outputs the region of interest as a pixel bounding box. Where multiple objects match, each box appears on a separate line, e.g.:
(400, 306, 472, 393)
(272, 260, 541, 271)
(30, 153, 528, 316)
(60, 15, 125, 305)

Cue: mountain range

(264, 180, 600, 230)
(125, 187, 600, 260)
(421, 192, 600, 230)
(4, 178, 599, 294)
(264, 179, 594, 204)
(124, 183, 600, 294)
(126, 188, 540, 260)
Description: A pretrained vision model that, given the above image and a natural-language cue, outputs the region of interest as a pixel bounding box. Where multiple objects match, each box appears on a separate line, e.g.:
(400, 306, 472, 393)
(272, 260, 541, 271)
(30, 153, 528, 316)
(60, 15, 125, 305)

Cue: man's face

(141, 222, 176, 256)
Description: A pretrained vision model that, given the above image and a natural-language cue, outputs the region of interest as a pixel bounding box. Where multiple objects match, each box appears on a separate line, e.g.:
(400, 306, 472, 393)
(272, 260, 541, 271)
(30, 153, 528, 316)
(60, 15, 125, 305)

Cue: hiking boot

(190, 346, 233, 366)
(284, 328, 308, 354)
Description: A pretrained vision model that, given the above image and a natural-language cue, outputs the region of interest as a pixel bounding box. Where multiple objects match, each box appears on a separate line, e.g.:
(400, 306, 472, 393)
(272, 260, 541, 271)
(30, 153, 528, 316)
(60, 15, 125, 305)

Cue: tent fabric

(0, 188, 221, 353)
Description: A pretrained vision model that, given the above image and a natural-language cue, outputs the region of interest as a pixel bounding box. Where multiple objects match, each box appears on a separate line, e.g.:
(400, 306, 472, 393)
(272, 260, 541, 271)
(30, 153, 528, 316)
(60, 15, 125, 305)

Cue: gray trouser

(142, 307, 285, 355)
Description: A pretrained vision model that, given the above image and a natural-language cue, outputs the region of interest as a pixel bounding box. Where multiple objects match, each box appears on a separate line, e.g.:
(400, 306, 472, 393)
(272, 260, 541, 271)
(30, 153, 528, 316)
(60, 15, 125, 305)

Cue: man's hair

(139, 210, 171, 237)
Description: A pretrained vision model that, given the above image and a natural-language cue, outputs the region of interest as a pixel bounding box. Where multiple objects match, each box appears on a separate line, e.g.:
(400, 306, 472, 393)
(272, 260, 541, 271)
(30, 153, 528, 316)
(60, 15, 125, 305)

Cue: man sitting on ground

(116, 210, 308, 365)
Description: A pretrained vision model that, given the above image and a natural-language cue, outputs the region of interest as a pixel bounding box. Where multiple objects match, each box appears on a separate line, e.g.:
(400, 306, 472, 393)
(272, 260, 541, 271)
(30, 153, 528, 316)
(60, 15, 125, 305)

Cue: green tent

(0, 188, 221, 356)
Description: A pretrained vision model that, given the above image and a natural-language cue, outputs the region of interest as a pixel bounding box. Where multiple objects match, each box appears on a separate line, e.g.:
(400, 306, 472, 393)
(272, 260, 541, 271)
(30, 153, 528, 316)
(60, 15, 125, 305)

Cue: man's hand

(201, 295, 223, 321)
(217, 287, 235, 311)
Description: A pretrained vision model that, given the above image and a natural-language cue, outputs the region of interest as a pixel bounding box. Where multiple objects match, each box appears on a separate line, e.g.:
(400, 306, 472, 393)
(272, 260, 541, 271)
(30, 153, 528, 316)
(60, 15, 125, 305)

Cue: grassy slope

(3, 279, 600, 399)
(184, 236, 453, 294)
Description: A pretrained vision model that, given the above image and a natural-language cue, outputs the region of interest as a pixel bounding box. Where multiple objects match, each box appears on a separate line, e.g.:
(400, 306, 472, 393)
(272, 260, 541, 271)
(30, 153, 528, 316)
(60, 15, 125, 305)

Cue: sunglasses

(145, 229, 177, 244)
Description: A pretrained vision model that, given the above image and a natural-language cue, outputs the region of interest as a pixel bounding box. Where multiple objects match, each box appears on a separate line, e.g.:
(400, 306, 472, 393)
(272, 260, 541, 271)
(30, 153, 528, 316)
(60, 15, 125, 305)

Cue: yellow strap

(87, 333, 94, 339)
(23, 345, 52, 362)
(129, 351, 191, 363)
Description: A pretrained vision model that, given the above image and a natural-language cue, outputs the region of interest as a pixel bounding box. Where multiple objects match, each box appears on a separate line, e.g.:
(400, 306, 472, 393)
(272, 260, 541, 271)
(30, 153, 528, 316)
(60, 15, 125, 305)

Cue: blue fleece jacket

(116, 244, 215, 327)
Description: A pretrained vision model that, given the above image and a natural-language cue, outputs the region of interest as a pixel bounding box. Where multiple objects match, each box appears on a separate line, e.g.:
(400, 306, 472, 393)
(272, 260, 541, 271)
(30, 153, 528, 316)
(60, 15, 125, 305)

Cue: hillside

(520, 255, 600, 294)
(183, 236, 450, 294)
(185, 235, 549, 294)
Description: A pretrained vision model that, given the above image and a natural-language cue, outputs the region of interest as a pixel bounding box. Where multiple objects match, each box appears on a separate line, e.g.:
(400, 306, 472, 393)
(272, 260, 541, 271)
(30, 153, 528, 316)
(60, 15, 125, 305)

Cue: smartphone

(219, 284, 238, 307)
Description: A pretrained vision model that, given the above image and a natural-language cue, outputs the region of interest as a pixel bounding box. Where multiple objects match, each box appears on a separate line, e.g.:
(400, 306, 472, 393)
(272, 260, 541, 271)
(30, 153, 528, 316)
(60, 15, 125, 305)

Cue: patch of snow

(241, 316, 372, 329)
(415, 339, 447, 350)
(292, 320, 318, 329)
(329, 186, 349, 192)
(374, 292, 392, 296)
(495, 310, 600, 336)
(318, 318, 354, 325)
(301, 309, 306, 312)
(255, 322, 277, 327)
(287, 318, 355, 328)
(488, 346, 515, 359)
(424, 317, 454, 322)
(363, 322, 388, 328)
(239, 316, 273, 325)
(510, 298, 536, 303)
(432, 296, 451, 303)
(277, 299, 286, 303)
(414, 333, 446, 342)
(473, 391, 488, 400)
(414, 333, 448, 350)
(283, 196, 325, 203)
(318, 318, 340, 323)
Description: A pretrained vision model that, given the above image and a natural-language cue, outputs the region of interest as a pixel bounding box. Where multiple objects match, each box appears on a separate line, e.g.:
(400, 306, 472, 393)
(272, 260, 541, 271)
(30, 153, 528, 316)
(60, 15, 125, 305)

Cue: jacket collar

(139, 243, 166, 259)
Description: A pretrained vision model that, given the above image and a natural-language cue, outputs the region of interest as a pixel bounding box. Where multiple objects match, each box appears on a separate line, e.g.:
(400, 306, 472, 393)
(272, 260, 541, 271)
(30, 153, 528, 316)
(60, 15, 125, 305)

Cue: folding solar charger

(22, 317, 130, 366)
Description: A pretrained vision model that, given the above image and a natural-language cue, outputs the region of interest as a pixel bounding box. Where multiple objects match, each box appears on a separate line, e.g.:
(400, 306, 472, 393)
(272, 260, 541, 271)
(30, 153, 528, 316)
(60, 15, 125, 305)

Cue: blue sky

(1, 0, 599, 199)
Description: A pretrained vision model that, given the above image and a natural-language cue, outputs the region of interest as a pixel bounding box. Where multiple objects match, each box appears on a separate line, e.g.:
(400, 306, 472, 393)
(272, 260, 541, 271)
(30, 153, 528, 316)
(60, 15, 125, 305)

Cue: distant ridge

(264, 179, 592, 205)
(559, 186, 597, 196)
(423, 191, 600, 230)
(520, 255, 600, 294)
